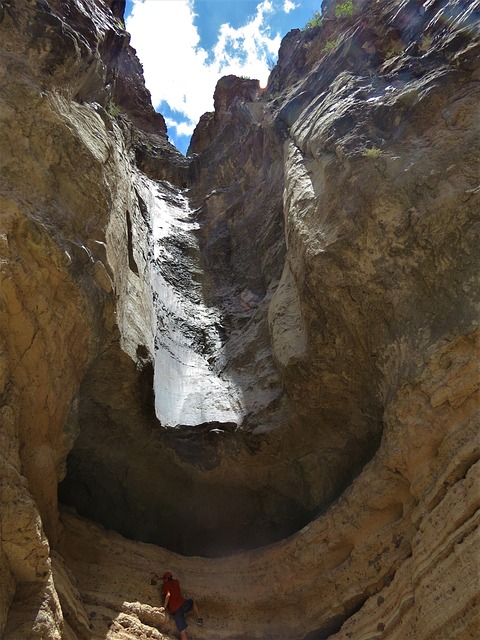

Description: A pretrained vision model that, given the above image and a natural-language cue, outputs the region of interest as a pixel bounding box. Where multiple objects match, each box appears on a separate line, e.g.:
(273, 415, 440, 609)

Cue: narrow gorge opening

(58, 158, 385, 557)
(50, 0, 477, 565)
(55, 40, 394, 559)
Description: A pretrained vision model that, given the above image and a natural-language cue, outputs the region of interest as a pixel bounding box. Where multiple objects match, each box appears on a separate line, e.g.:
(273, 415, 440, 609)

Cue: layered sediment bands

(56, 330, 479, 640)
(1, 0, 479, 638)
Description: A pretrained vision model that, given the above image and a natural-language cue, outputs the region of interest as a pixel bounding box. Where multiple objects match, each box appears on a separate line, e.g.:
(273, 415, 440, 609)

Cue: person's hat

(162, 571, 173, 580)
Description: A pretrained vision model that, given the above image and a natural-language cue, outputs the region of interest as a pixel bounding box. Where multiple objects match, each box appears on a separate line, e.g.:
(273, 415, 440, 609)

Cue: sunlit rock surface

(145, 180, 245, 427)
(0, 0, 479, 638)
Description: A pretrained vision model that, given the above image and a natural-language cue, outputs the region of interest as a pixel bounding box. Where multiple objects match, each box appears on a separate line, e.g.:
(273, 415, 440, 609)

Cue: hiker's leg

(193, 600, 201, 618)
(174, 606, 189, 638)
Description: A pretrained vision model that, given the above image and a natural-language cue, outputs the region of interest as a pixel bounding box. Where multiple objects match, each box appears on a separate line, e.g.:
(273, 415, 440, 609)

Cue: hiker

(154, 571, 203, 639)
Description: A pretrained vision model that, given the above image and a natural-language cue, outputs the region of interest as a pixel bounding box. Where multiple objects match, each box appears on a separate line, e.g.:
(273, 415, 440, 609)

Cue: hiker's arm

(163, 591, 171, 611)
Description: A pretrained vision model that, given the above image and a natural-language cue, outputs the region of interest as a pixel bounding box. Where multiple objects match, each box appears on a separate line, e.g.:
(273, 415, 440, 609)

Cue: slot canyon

(0, 0, 479, 638)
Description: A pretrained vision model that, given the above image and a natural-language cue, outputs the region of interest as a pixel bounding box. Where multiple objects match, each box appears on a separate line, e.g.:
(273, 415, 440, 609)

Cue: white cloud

(165, 117, 196, 138)
(126, 0, 280, 141)
(283, 0, 298, 13)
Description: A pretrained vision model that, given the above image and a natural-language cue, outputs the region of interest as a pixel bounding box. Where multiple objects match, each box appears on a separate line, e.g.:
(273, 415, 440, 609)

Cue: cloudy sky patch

(126, 0, 320, 153)
(284, 0, 298, 12)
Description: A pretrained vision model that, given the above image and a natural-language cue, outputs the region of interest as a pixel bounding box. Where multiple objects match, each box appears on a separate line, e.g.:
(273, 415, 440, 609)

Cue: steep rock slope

(0, 0, 479, 638)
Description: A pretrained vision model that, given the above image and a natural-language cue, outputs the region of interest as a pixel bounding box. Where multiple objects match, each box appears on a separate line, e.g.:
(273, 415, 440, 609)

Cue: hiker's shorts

(173, 599, 193, 632)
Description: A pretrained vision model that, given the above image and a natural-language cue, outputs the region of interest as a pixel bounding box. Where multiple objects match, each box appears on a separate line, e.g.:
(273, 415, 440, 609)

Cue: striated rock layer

(0, 0, 479, 638)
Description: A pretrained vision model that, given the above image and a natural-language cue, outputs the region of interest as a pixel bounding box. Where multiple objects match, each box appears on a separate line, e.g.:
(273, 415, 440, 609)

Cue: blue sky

(125, 1, 322, 154)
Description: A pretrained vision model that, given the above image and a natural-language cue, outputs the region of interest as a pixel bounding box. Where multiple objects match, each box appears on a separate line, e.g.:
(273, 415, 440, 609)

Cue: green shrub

(107, 101, 121, 118)
(385, 42, 404, 59)
(335, 0, 355, 19)
(362, 146, 382, 158)
(322, 37, 342, 53)
(304, 10, 323, 29)
(420, 34, 433, 52)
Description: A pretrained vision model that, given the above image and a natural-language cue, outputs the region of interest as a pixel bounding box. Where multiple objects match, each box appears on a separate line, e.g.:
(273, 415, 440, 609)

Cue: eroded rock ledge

(0, 0, 479, 638)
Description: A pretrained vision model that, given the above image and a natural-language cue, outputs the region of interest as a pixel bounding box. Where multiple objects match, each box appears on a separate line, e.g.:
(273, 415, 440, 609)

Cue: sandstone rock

(0, 0, 479, 637)
(3, 574, 64, 640)
(54, 331, 478, 639)
(51, 552, 91, 640)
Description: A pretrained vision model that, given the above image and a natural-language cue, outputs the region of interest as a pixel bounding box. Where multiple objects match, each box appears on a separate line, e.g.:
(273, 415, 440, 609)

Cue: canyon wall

(0, 0, 478, 638)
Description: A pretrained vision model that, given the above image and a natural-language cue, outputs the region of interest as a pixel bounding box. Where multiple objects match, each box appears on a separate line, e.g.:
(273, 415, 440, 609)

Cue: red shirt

(162, 578, 185, 614)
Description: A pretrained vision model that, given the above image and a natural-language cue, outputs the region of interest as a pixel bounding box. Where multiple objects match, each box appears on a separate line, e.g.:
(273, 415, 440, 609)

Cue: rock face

(0, 0, 479, 639)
